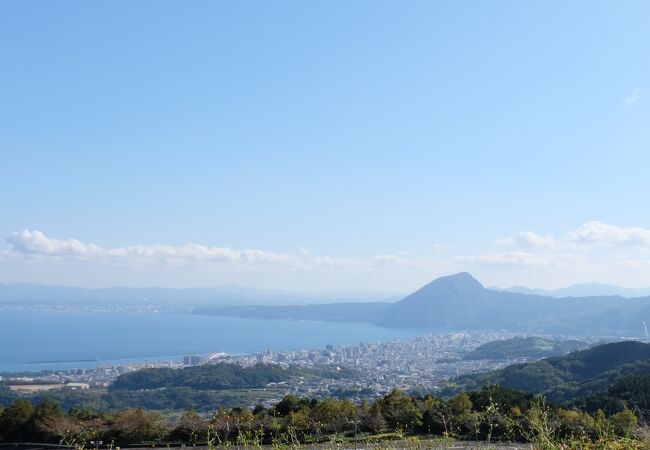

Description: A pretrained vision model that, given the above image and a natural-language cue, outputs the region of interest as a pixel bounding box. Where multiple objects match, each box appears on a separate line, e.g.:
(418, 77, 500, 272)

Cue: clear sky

(1, 1, 650, 292)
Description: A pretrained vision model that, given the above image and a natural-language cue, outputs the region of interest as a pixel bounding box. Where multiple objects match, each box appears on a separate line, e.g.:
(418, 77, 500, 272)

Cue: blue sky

(1, 1, 650, 292)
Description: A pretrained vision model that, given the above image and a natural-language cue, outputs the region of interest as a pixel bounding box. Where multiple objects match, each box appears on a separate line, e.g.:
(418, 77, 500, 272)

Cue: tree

(557, 409, 594, 438)
(273, 395, 307, 417)
(610, 408, 637, 435)
(173, 407, 207, 445)
(421, 397, 450, 435)
(111, 408, 169, 444)
(310, 399, 356, 433)
(0, 399, 34, 442)
(210, 407, 234, 444)
(288, 408, 310, 431)
(378, 390, 422, 431)
(28, 398, 64, 442)
(359, 400, 385, 433)
(448, 392, 472, 417)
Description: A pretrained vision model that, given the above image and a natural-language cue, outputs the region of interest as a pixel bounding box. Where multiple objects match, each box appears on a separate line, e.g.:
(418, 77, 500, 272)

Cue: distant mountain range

(6, 273, 650, 335)
(197, 272, 650, 335)
(0, 282, 397, 311)
(497, 283, 650, 298)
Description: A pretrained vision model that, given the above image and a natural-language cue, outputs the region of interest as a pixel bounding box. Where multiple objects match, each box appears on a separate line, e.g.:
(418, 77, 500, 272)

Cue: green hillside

(0, 363, 356, 413)
(576, 374, 650, 419)
(110, 362, 354, 391)
(463, 336, 588, 360)
(445, 341, 650, 403)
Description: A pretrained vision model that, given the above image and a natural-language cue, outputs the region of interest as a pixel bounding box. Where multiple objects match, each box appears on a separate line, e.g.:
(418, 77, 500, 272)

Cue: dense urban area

(3, 330, 592, 403)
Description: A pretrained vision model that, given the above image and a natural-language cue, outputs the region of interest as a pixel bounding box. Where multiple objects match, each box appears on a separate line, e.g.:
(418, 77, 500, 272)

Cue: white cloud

(456, 251, 548, 268)
(567, 221, 650, 247)
(5, 230, 306, 267)
(374, 254, 405, 265)
(6, 230, 103, 257)
(498, 231, 556, 249)
(4, 230, 434, 272)
(6, 222, 650, 290)
(613, 258, 650, 268)
(432, 243, 451, 252)
(499, 222, 650, 251)
(623, 87, 647, 105)
(372, 253, 433, 269)
(468, 222, 650, 285)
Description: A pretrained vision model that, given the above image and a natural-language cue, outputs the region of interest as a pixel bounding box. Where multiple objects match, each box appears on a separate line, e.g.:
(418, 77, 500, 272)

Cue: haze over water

(0, 310, 423, 373)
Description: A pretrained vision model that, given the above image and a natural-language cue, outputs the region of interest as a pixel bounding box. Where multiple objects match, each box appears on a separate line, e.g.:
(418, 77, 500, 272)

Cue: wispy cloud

(456, 251, 550, 268)
(497, 231, 557, 250)
(623, 87, 647, 105)
(567, 221, 650, 247)
(462, 221, 650, 272)
(6, 223, 650, 289)
(4, 230, 437, 273)
(432, 243, 452, 252)
(6, 230, 299, 266)
(7, 230, 103, 257)
(498, 221, 650, 250)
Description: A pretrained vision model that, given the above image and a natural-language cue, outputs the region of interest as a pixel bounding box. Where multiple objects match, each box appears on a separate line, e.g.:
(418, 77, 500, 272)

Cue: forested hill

(463, 336, 588, 360)
(445, 341, 650, 403)
(0, 363, 357, 412)
(110, 362, 354, 391)
(576, 374, 650, 418)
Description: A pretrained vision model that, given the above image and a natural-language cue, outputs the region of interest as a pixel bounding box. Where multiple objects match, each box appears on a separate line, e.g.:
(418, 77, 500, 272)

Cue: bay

(0, 310, 421, 372)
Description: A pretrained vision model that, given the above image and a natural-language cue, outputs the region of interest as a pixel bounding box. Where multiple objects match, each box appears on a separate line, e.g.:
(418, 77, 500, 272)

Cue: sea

(0, 310, 423, 373)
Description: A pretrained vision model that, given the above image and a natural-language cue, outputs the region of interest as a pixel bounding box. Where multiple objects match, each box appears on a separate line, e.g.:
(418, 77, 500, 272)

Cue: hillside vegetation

(0, 363, 356, 412)
(109, 362, 352, 391)
(1, 385, 647, 449)
(446, 341, 650, 404)
(463, 336, 588, 360)
(577, 374, 650, 419)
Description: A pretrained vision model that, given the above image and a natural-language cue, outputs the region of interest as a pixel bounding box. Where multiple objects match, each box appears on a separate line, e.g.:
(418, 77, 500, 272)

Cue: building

(183, 355, 204, 365)
(64, 382, 90, 390)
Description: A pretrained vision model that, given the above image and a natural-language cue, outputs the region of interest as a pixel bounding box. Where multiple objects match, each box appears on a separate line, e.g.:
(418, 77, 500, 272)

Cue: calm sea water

(0, 310, 422, 373)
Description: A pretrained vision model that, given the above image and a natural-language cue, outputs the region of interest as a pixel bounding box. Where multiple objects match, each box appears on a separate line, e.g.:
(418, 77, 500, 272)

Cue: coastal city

(4, 330, 545, 404)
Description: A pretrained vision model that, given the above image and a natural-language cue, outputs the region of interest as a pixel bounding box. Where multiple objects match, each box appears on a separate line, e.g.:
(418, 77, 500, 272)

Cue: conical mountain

(384, 272, 501, 328)
(381, 272, 650, 331)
